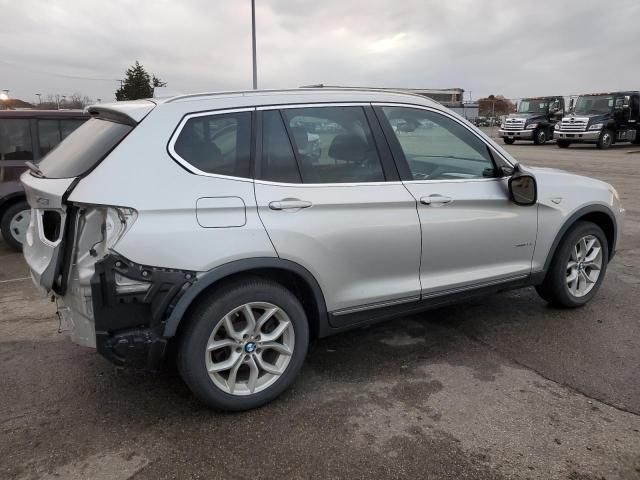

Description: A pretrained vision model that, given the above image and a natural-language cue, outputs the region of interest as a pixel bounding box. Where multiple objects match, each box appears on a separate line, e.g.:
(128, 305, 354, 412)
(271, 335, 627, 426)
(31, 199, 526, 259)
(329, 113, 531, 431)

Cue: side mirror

(509, 169, 537, 206)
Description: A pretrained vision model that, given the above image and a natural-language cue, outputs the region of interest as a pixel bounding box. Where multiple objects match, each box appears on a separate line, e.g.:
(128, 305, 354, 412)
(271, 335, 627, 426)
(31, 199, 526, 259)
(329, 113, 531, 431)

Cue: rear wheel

(557, 140, 571, 148)
(503, 137, 516, 145)
(597, 129, 614, 149)
(177, 277, 309, 411)
(533, 129, 548, 145)
(535, 221, 608, 308)
(0, 200, 31, 251)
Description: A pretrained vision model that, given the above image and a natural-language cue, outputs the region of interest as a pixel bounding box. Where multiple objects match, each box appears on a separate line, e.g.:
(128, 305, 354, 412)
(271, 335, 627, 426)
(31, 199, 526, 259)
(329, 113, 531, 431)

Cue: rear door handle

(420, 195, 452, 206)
(268, 199, 313, 210)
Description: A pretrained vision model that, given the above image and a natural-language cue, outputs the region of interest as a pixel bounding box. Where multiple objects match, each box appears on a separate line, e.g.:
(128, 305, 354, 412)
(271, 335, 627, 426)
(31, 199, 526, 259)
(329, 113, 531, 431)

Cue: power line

(0, 59, 120, 82)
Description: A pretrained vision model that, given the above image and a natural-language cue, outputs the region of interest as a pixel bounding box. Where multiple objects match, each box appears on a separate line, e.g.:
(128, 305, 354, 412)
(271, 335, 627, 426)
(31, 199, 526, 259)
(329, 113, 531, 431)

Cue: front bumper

(498, 129, 534, 140)
(554, 130, 601, 142)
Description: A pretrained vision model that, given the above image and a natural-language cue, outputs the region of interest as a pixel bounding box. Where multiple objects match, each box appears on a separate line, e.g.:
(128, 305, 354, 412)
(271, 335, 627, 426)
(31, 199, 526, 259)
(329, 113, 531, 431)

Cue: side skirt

(323, 276, 531, 334)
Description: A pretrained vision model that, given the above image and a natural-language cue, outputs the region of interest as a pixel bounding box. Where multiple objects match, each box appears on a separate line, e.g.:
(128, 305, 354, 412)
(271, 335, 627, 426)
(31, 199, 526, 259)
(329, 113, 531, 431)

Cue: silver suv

(21, 89, 624, 411)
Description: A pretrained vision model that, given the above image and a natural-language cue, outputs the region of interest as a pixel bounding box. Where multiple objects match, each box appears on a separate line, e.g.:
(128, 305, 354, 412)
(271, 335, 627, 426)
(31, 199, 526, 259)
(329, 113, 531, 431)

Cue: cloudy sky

(1, 0, 639, 103)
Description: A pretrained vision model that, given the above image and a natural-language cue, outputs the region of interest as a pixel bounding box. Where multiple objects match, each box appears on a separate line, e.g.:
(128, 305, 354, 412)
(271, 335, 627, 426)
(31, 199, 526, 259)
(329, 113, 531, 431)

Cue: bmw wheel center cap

(244, 342, 257, 353)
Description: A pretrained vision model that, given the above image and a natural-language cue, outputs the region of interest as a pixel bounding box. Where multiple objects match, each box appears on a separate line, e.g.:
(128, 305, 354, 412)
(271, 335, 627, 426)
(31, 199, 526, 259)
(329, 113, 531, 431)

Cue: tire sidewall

(503, 137, 515, 145)
(598, 129, 613, 149)
(549, 222, 609, 307)
(534, 129, 547, 145)
(0, 200, 30, 251)
(178, 280, 309, 411)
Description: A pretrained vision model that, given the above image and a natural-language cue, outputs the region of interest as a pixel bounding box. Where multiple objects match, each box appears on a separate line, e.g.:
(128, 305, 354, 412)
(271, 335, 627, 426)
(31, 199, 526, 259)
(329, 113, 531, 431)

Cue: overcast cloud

(1, 0, 639, 103)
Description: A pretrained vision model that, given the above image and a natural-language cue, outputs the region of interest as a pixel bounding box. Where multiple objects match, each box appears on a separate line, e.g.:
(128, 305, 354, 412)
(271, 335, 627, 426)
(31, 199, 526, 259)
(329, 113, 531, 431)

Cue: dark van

(0, 110, 88, 249)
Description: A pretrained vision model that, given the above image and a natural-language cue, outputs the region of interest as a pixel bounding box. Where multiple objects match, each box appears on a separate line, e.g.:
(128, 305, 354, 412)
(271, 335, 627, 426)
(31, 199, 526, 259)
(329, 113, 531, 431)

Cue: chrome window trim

(167, 107, 256, 182)
(372, 102, 516, 170)
(254, 179, 404, 188)
(256, 102, 370, 111)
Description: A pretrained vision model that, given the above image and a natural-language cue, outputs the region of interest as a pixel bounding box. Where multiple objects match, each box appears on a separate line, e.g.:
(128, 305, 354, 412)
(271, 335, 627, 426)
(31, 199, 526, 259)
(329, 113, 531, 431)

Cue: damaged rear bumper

(89, 253, 197, 368)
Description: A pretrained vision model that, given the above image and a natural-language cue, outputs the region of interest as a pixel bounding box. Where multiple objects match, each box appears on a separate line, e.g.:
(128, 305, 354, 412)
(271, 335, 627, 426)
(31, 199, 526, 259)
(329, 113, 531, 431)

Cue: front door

(254, 105, 422, 314)
(376, 105, 538, 295)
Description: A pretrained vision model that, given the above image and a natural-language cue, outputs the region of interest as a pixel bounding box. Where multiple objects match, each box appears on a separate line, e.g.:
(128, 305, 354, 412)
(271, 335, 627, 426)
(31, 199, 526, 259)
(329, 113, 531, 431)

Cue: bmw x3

(21, 88, 624, 410)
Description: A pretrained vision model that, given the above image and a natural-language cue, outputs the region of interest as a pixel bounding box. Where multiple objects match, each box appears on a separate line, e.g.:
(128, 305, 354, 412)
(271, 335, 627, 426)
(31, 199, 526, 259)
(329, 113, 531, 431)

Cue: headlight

(554, 123, 561, 130)
(526, 123, 538, 129)
(588, 123, 603, 131)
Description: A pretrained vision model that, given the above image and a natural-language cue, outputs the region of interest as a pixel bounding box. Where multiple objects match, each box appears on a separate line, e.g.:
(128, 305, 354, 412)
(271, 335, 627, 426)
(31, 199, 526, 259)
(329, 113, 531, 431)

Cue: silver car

(20, 88, 624, 411)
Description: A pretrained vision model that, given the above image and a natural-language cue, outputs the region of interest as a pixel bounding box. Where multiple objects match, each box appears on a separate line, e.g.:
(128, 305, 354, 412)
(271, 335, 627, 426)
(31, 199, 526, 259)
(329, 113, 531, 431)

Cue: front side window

(174, 111, 252, 178)
(381, 106, 495, 181)
(0, 119, 33, 161)
(280, 106, 385, 183)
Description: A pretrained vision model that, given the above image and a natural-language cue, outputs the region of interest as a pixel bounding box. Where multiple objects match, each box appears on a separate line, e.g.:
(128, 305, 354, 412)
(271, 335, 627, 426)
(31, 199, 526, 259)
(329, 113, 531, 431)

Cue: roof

(0, 109, 89, 119)
(578, 91, 640, 96)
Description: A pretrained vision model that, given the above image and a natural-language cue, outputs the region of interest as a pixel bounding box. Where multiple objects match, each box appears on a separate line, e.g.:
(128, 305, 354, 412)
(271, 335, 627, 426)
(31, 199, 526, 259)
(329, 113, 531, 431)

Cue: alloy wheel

(566, 235, 603, 297)
(205, 302, 295, 396)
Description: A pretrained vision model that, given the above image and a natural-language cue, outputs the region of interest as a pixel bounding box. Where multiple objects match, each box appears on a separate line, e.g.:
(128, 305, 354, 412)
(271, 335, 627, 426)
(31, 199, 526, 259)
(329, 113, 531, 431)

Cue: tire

(597, 129, 614, 149)
(533, 129, 548, 145)
(503, 137, 515, 145)
(0, 200, 31, 251)
(177, 277, 309, 411)
(557, 140, 571, 149)
(535, 221, 608, 308)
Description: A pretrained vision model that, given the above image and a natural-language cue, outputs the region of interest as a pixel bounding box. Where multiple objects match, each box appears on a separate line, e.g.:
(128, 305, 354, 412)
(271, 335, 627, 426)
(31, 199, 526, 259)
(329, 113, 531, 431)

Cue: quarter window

(280, 106, 385, 183)
(174, 111, 252, 178)
(381, 107, 495, 181)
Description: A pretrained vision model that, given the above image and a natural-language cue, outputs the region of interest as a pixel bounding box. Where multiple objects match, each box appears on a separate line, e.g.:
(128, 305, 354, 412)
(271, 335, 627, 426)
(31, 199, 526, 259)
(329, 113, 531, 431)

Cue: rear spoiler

(87, 100, 156, 126)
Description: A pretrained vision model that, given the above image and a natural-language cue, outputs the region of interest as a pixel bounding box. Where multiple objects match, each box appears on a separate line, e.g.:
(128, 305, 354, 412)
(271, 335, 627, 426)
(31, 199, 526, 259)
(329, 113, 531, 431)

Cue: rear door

(254, 104, 421, 317)
(375, 104, 537, 295)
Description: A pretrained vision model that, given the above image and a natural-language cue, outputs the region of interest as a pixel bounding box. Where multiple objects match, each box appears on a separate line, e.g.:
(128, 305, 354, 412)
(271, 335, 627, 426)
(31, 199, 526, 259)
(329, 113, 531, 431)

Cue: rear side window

(173, 111, 252, 178)
(0, 119, 33, 161)
(280, 106, 385, 184)
(38, 118, 132, 179)
(261, 110, 301, 183)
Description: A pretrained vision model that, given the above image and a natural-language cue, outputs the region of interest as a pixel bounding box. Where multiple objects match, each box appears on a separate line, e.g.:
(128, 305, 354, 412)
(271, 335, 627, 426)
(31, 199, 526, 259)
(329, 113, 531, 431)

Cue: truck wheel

(177, 277, 309, 411)
(503, 137, 515, 145)
(0, 200, 31, 251)
(535, 221, 608, 308)
(597, 129, 613, 149)
(557, 140, 571, 148)
(533, 129, 547, 145)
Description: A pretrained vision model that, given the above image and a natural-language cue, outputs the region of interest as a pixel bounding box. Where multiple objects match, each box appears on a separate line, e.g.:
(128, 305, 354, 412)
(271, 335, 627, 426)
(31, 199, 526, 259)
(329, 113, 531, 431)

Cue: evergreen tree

(115, 61, 166, 100)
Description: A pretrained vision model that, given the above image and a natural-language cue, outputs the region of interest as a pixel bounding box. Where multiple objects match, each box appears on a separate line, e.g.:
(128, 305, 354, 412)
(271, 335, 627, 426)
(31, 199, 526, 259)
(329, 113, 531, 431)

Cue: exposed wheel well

(172, 267, 323, 342)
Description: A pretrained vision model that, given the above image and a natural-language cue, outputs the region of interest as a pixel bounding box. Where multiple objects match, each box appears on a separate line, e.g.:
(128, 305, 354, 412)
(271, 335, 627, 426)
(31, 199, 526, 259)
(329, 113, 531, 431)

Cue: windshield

(38, 118, 132, 179)
(517, 100, 549, 114)
(574, 95, 613, 115)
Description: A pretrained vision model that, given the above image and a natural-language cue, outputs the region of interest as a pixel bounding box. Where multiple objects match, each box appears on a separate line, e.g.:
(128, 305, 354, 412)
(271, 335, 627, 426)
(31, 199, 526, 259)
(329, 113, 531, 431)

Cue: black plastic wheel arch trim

(532, 203, 617, 283)
(162, 257, 329, 338)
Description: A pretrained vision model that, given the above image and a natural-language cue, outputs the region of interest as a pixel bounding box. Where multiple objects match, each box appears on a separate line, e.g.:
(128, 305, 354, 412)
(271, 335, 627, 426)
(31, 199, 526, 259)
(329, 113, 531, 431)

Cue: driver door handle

(420, 195, 452, 206)
(268, 199, 313, 210)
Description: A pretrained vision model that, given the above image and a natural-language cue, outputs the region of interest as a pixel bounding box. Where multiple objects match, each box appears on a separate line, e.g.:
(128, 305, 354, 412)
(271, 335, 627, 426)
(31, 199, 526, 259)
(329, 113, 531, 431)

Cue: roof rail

(163, 86, 431, 104)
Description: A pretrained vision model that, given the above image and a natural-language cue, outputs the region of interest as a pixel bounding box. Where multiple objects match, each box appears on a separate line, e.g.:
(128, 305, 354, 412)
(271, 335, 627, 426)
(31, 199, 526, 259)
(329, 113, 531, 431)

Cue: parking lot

(1, 140, 640, 479)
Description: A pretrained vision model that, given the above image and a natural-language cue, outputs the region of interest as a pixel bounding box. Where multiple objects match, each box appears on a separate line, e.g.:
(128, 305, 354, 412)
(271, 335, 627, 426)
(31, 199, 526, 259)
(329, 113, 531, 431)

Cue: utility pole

(251, 0, 257, 89)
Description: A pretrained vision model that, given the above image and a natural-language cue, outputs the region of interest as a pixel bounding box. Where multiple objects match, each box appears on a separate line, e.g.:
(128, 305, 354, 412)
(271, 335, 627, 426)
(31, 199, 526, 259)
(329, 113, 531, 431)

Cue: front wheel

(503, 137, 515, 145)
(557, 140, 571, 148)
(0, 200, 31, 251)
(533, 129, 548, 145)
(597, 129, 614, 149)
(535, 221, 608, 308)
(177, 277, 309, 411)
